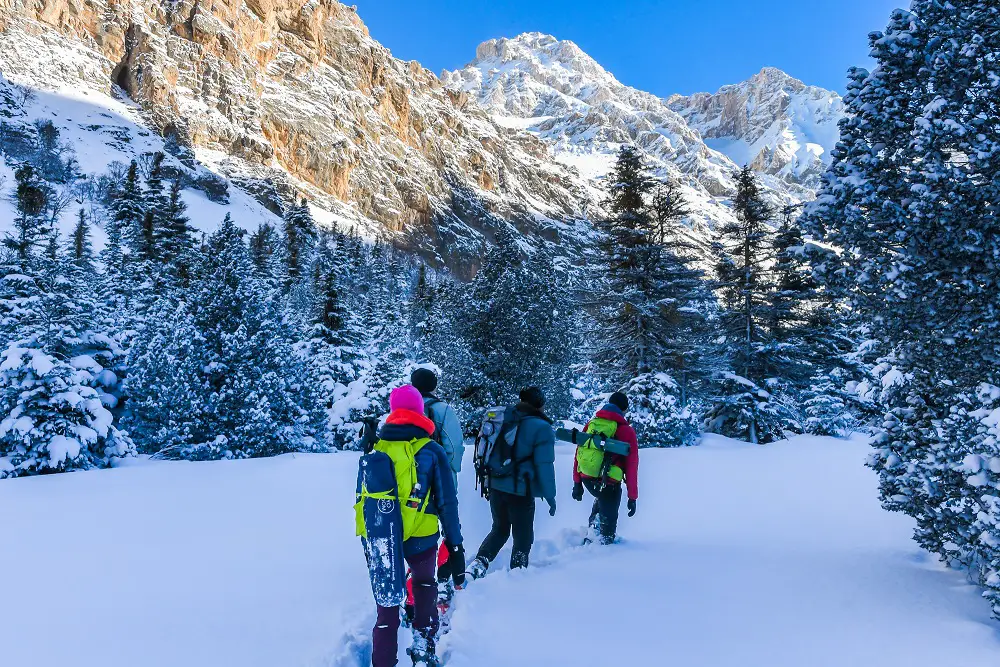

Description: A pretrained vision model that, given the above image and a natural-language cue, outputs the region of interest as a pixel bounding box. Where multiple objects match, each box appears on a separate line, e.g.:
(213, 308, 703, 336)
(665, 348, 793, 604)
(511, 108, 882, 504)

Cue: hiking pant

(585, 479, 622, 544)
(373, 546, 437, 667)
(476, 489, 535, 569)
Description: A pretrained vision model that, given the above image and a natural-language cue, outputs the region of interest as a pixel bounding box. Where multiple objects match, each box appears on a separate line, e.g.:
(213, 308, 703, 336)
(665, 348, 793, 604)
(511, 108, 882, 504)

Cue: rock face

(668, 67, 844, 190)
(0, 1, 593, 274)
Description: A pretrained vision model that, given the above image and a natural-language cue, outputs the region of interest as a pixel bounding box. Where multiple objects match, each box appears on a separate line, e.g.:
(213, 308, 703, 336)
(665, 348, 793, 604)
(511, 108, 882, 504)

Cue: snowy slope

(668, 67, 844, 190)
(0, 72, 292, 250)
(3, 436, 998, 667)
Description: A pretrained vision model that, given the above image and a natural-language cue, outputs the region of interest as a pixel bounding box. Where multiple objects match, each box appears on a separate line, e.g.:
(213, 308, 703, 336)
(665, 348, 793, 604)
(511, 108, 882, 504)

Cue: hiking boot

(407, 633, 440, 666)
(467, 556, 489, 580)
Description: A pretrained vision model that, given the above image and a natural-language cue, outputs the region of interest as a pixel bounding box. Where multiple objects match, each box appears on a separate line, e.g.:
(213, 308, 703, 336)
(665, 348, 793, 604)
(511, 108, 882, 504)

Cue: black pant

(585, 479, 622, 544)
(476, 490, 536, 569)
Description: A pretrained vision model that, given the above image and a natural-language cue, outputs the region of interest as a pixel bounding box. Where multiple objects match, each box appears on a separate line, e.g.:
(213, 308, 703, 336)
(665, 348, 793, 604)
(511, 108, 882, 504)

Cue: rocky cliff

(0, 0, 593, 273)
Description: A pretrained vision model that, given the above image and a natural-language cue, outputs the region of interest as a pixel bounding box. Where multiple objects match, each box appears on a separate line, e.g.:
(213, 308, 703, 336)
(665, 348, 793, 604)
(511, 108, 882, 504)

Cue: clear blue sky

(354, 0, 903, 95)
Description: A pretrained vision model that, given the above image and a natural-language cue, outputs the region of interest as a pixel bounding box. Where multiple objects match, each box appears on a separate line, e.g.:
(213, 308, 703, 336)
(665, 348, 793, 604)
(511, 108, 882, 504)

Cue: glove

(572, 482, 584, 502)
(627, 499, 637, 517)
(447, 543, 466, 589)
(546, 497, 557, 517)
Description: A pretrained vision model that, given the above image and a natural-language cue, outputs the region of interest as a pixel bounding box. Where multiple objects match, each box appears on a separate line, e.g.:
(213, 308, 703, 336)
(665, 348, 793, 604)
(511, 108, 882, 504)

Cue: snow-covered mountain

(668, 67, 844, 191)
(0, 1, 593, 274)
(442, 33, 844, 240)
(0, 6, 844, 270)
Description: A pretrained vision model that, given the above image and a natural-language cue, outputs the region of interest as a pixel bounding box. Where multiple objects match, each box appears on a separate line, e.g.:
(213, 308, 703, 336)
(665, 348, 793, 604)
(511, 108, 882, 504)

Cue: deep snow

(2, 436, 998, 667)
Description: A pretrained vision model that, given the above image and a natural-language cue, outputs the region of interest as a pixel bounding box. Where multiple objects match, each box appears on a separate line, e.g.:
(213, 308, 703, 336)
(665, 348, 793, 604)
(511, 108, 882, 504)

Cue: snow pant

(373, 546, 438, 667)
(475, 489, 535, 569)
(585, 479, 622, 544)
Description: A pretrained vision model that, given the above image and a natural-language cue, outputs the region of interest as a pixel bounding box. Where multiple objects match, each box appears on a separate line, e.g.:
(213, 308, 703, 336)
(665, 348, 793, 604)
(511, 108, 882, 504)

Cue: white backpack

(472, 406, 519, 496)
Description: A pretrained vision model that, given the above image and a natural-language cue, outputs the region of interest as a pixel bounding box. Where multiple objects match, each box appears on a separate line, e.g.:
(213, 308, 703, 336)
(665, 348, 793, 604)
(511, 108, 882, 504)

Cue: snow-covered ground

(3, 436, 998, 667)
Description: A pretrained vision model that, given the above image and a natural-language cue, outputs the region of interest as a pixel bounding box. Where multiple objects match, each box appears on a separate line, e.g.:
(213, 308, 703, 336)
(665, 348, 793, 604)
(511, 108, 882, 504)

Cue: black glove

(447, 543, 466, 589)
(546, 497, 557, 517)
(572, 482, 584, 502)
(627, 499, 637, 517)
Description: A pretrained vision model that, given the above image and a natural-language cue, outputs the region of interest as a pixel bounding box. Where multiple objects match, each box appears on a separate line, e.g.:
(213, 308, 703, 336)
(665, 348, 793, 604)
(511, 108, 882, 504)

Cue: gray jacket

(424, 395, 465, 476)
(488, 402, 556, 503)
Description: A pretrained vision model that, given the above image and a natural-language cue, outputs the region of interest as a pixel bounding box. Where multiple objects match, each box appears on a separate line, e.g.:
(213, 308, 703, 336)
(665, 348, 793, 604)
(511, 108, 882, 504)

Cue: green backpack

(575, 417, 625, 482)
(355, 437, 439, 541)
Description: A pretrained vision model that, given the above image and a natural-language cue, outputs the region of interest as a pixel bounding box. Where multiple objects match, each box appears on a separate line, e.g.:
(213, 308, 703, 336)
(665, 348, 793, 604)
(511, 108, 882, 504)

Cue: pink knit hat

(390, 384, 425, 414)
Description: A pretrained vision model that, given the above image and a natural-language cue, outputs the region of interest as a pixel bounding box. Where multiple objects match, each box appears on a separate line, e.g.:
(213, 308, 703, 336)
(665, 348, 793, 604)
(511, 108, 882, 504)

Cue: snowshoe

(407, 634, 440, 666)
(437, 579, 454, 605)
(467, 556, 489, 581)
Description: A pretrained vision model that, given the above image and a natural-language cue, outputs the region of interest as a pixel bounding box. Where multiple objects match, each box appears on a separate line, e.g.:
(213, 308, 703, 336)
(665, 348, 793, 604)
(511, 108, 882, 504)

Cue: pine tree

(70, 209, 93, 270)
(706, 166, 788, 443)
(111, 160, 145, 254)
(4, 165, 51, 267)
(283, 198, 317, 285)
(801, 0, 1000, 618)
(157, 179, 197, 281)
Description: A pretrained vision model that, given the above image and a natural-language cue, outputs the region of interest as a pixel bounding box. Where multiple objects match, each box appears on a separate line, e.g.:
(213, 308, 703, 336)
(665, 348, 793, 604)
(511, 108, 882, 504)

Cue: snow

(2, 435, 998, 666)
(47, 434, 81, 466)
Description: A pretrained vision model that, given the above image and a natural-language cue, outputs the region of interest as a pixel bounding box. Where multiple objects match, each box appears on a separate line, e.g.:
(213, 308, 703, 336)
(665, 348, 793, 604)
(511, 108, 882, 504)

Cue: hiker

(468, 387, 556, 577)
(359, 385, 466, 667)
(572, 391, 639, 544)
(409, 368, 466, 606)
(411, 368, 464, 478)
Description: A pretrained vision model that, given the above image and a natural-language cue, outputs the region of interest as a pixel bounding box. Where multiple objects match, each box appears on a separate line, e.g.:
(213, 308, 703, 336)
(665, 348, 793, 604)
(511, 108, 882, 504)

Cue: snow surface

(2, 436, 998, 667)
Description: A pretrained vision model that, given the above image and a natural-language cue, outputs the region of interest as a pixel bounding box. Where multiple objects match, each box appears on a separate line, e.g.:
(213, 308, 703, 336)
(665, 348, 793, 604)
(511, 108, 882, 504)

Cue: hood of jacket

(595, 404, 630, 427)
(379, 408, 435, 441)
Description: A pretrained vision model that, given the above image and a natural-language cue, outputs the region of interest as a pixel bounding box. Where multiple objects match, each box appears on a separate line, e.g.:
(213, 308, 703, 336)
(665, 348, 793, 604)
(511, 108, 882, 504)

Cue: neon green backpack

(355, 437, 439, 541)
(575, 417, 625, 482)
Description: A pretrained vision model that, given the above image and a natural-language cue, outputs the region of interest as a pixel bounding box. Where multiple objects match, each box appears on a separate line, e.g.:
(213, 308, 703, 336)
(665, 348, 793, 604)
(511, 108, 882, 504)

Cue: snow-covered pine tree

(706, 166, 788, 444)
(589, 146, 697, 445)
(0, 216, 134, 476)
(109, 160, 145, 255)
(4, 165, 51, 266)
(283, 198, 318, 286)
(156, 178, 197, 280)
(249, 221, 281, 283)
(802, 0, 1000, 617)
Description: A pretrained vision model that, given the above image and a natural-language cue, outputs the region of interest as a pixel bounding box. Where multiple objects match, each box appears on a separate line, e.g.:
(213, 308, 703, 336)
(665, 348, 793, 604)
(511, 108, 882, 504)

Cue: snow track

(2, 437, 999, 666)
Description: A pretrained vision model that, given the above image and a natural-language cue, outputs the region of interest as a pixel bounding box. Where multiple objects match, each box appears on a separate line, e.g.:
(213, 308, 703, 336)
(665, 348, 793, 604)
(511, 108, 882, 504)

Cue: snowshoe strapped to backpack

(575, 417, 624, 487)
(355, 436, 440, 605)
(472, 407, 520, 498)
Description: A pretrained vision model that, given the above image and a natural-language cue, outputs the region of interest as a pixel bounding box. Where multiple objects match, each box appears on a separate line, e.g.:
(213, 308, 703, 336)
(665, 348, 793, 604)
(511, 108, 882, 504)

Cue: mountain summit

(443, 33, 844, 237)
(669, 67, 844, 190)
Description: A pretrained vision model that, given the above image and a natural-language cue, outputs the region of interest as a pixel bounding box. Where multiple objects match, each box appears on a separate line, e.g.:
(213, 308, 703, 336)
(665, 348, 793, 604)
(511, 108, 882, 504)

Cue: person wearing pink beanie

(368, 384, 465, 667)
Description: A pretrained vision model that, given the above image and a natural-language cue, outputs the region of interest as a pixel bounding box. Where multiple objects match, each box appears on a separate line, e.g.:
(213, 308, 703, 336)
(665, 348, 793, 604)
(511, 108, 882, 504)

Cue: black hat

(410, 368, 438, 396)
(519, 386, 546, 410)
(609, 391, 629, 413)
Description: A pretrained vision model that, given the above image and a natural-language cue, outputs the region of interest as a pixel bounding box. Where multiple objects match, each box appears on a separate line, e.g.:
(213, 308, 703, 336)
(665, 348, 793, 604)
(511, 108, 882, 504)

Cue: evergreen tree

(801, 0, 1000, 617)
(706, 167, 788, 443)
(70, 209, 93, 270)
(4, 165, 51, 266)
(110, 160, 145, 254)
(157, 179, 197, 280)
(283, 198, 317, 285)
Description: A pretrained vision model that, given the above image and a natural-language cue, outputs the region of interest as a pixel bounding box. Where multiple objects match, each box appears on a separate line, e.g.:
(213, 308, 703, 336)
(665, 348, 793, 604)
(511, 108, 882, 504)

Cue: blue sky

(354, 0, 903, 95)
